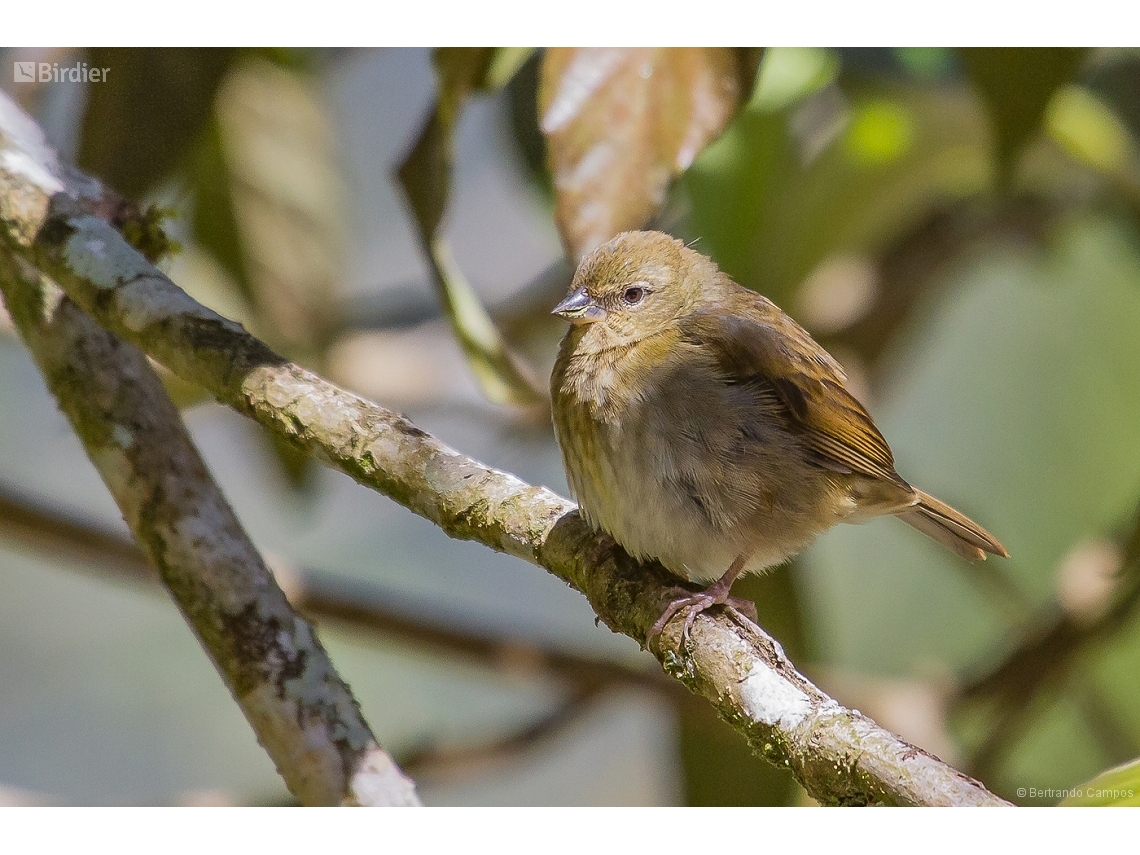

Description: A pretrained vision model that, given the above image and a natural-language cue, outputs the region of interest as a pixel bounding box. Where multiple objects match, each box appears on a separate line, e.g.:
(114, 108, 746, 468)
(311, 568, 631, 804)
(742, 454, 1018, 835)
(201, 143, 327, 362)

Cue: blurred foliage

(10, 44, 1140, 806)
(76, 47, 350, 486)
(210, 57, 347, 356)
(683, 67, 993, 306)
(1087, 52, 1140, 141)
(79, 48, 236, 197)
(397, 48, 544, 406)
(960, 48, 1088, 178)
(1063, 756, 1140, 805)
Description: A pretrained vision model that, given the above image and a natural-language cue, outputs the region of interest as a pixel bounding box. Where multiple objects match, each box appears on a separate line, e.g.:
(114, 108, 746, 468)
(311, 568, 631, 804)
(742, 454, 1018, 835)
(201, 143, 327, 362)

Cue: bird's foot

(649, 588, 758, 643)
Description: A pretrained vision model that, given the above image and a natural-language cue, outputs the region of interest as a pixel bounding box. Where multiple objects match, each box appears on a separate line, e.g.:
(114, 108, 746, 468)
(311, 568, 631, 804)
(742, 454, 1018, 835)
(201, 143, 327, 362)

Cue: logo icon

(13, 62, 35, 83)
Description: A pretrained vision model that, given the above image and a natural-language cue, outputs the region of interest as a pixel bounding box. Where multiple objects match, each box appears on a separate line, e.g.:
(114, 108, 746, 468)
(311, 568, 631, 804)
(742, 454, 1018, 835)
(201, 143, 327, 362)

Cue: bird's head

(552, 231, 717, 349)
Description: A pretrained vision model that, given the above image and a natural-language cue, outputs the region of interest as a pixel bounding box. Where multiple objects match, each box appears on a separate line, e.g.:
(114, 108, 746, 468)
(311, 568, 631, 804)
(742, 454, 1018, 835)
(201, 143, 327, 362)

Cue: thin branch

(958, 504, 1140, 706)
(954, 504, 1140, 778)
(0, 258, 418, 806)
(0, 481, 149, 576)
(401, 686, 606, 785)
(0, 90, 1008, 806)
(0, 478, 669, 697)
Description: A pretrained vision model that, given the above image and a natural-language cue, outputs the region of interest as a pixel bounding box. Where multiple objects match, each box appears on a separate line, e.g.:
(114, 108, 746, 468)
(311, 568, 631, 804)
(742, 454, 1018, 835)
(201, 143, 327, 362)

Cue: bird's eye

(621, 285, 647, 306)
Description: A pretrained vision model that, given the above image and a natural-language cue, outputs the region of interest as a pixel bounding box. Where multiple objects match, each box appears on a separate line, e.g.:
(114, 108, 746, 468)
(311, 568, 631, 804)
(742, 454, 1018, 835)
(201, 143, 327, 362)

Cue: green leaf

(1062, 757, 1140, 805)
(397, 48, 544, 407)
(79, 48, 235, 196)
(483, 48, 537, 92)
(539, 48, 745, 261)
(1045, 85, 1135, 178)
(749, 46, 835, 113)
(684, 81, 991, 306)
(959, 48, 1088, 178)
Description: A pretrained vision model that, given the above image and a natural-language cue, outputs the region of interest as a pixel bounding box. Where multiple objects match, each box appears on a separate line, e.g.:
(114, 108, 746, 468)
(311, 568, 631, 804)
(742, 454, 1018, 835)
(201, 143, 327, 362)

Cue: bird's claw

(648, 590, 758, 644)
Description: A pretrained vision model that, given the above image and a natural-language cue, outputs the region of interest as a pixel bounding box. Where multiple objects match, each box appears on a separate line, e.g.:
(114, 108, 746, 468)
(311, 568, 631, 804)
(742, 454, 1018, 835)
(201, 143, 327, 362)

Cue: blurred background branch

(0, 477, 670, 696)
(954, 501, 1140, 781)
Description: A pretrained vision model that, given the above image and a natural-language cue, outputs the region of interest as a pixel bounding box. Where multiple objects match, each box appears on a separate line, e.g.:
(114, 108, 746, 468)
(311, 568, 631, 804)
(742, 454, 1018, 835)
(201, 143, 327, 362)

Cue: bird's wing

(679, 307, 907, 486)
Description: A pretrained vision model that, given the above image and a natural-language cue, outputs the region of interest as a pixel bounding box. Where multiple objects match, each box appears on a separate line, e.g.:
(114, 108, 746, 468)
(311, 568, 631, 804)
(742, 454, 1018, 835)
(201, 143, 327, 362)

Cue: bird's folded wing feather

(680, 308, 907, 486)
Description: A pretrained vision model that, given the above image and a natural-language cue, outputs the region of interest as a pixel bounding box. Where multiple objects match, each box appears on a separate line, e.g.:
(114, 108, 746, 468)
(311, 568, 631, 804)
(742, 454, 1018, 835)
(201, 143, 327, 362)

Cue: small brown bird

(551, 231, 1007, 640)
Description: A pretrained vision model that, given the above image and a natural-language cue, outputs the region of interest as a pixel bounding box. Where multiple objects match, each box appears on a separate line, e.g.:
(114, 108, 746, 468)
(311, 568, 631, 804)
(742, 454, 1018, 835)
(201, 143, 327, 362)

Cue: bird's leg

(649, 554, 756, 642)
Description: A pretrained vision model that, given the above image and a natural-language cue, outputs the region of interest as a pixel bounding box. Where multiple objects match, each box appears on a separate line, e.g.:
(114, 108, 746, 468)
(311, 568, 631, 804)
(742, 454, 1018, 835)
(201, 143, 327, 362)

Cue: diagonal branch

(0, 90, 1007, 806)
(955, 503, 1140, 778)
(0, 253, 419, 806)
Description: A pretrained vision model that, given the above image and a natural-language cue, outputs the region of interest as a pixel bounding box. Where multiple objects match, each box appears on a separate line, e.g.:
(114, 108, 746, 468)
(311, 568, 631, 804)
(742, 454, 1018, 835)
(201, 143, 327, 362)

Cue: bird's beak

(552, 287, 606, 324)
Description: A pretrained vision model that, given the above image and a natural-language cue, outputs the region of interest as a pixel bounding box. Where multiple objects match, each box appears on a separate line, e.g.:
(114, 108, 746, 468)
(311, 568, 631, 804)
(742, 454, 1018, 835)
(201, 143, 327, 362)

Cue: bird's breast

(552, 339, 846, 582)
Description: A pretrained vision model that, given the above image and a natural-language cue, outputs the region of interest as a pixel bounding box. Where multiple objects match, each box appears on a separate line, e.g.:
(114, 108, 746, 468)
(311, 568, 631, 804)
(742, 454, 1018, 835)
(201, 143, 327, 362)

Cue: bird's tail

(897, 489, 1008, 562)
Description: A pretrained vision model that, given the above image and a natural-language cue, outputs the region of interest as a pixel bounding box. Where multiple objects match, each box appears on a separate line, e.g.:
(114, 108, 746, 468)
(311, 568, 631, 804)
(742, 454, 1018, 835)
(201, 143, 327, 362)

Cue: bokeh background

(2, 46, 1140, 806)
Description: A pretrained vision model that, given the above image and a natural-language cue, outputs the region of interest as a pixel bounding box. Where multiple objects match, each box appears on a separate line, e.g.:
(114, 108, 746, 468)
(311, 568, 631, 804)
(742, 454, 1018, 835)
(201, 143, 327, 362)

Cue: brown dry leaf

(213, 58, 347, 355)
(540, 48, 743, 261)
